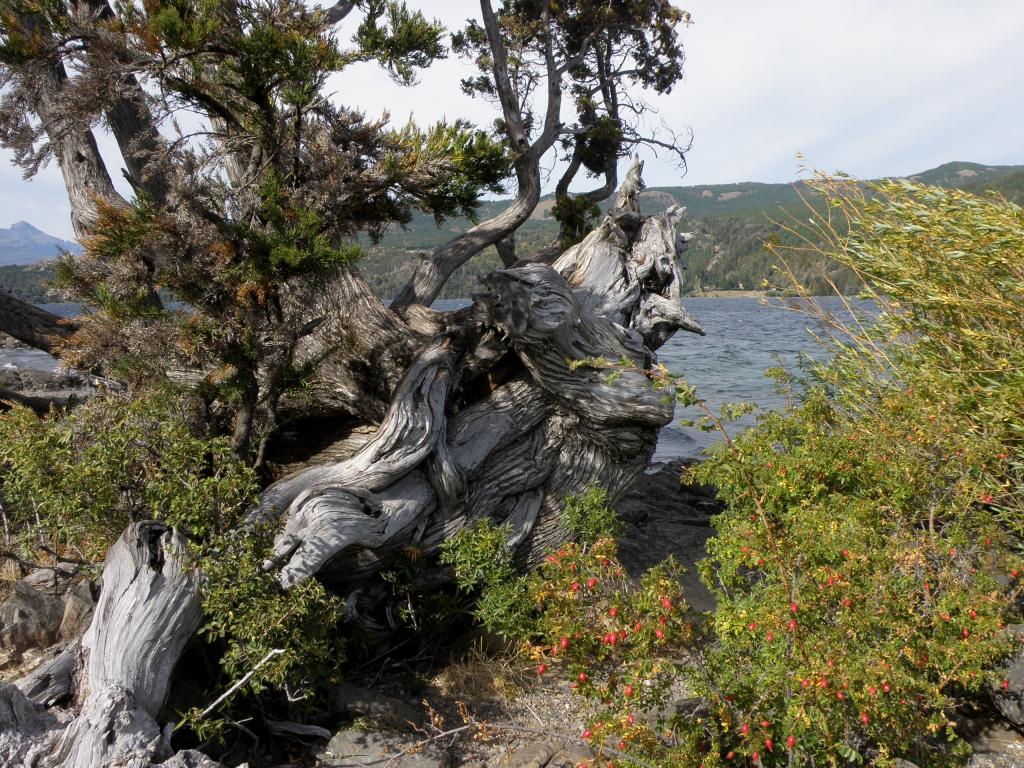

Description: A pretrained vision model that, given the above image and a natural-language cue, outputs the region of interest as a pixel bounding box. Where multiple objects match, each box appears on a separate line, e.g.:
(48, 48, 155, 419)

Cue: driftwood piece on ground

(0, 681, 58, 767)
(49, 522, 200, 768)
(4, 522, 203, 768)
(17, 641, 79, 708)
(0, 291, 75, 355)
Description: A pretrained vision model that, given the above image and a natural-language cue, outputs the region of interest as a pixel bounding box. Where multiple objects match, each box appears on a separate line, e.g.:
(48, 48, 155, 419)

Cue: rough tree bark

(0, 291, 75, 354)
(1, 522, 203, 768)
(0, 3, 172, 352)
(2, 158, 704, 766)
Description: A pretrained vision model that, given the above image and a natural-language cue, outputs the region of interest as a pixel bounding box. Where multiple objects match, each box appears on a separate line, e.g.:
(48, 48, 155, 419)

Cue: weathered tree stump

(2, 522, 203, 767)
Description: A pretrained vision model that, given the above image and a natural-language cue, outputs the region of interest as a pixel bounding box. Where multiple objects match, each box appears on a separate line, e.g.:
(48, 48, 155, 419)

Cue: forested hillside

(356, 160, 1024, 298)
(2, 161, 1021, 301)
(0, 264, 57, 303)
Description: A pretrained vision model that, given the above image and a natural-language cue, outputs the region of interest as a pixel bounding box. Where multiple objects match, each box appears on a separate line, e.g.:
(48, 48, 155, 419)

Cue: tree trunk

(387, 160, 541, 312)
(26, 16, 128, 240)
(7, 161, 704, 766)
(0, 8, 158, 349)
(495, 235, 517, 267)
(0, 291, 75, 354)
(386, 0, 566, 313)
(286, 267, 425, 423)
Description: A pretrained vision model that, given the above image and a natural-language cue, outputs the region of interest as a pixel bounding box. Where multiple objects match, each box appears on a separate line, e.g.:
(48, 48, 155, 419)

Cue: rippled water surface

(652, 297, 844, 460)
(6, 298, 862, 460)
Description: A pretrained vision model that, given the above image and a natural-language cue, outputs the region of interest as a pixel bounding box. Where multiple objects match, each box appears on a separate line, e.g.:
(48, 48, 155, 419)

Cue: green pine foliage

(0, 0, 514, 460)
(0, 388, 257, 561)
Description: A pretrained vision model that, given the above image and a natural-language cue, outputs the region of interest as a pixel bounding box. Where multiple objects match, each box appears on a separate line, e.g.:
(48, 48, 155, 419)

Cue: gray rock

(545, 743, 591, 768)
(328, 682, 424, 728)
(488, 740, 590, 768)
(967, 716, 1024, 768)
(488, 741, 556, 768)
(317, 727, 450, 767)
(993, 625, 1024, 727)
(968, 752, 1024, 768)
(57, 580, 95, 643)
(0, 366, 88, 394)
(22, 563, 78, 596)
(615, 460, 721, 612)
(0, 581, 64, 654)
(154, 750, 240, 768)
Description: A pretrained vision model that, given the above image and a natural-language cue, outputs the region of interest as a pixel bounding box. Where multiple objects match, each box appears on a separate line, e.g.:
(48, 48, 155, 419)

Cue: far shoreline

(687, 289, 765, 298)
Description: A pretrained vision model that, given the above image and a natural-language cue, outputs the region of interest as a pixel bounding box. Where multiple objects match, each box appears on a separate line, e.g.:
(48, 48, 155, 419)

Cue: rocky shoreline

(0, 358, 100, 415)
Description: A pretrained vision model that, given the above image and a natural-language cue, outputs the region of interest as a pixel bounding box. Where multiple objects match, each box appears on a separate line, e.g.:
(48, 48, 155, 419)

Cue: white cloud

(2, 0, 1023, 238)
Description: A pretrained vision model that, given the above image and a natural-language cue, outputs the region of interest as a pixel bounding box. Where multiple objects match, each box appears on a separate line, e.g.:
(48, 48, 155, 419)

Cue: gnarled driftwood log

(9, 157, 702, 767)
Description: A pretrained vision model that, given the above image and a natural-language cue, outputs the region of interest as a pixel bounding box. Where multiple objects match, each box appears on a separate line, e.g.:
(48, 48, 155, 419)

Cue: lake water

(653, 297, 836, 460)
(6, 298, 853, 460)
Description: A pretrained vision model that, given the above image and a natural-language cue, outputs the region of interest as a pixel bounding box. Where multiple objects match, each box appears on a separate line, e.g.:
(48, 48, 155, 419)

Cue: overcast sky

(2, 0, 1022, 239)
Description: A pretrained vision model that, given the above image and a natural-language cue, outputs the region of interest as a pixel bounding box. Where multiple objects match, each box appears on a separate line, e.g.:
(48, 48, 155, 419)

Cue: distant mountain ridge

(637, 161, 1024, 217)
(356, 160, 1024, 298)
(2, 161, 1022, 302)
(0, 221, 81, 266)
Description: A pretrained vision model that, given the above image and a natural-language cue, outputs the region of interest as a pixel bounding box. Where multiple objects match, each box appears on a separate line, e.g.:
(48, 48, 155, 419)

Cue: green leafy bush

(441, 518, 533, 640)
(529, 539, 696, 766)
(490, 179, 1024, 767)
(440, 489, 622, 640)
(0, 388, 343, 732)
(681, 178, 1024, 766)
(442, 512, 699, 766)
(0, 388, 257, 561)
(564, 487, 622, 544)
(181, 525, 343, 740)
